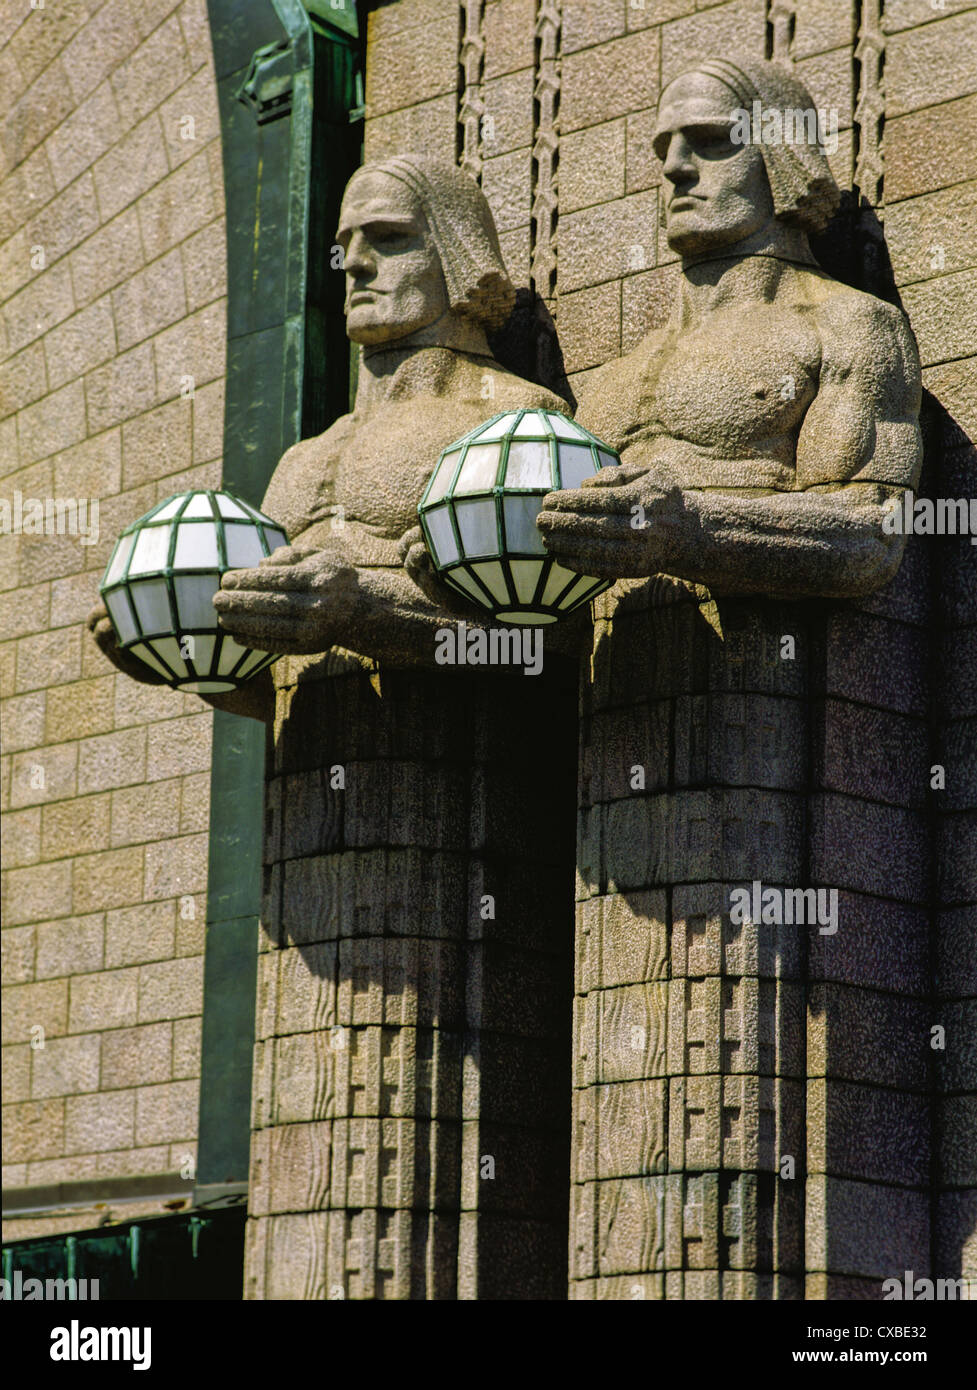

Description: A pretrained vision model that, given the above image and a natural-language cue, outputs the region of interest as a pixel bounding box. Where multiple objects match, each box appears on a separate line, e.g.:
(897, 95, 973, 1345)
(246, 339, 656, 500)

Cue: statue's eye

(693, 125, 735, 156)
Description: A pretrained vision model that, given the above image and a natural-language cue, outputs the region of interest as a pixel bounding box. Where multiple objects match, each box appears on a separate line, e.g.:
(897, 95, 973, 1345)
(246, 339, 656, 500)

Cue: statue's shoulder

(809, 280, 921, 393)
(574, 326, 668, 411)
(810, 279, 915, 350)
(261, 413, 354, 535)
(485, 367, 569, 414)
(277, 412, 355, 464)
(447, 353, 567, 414)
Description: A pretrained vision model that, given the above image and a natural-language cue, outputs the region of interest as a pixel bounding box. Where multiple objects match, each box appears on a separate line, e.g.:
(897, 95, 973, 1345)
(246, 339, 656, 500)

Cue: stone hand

(399, 525, 489, 621)
(537, 461, 688, 578)
(87, 599, 169, 685)
(213, 545, 361, 655)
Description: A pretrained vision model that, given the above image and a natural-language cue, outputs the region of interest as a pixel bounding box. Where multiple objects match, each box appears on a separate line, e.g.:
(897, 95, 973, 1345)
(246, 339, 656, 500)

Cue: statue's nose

(343, 231, 373, 276)
(661, 132, 697, 183)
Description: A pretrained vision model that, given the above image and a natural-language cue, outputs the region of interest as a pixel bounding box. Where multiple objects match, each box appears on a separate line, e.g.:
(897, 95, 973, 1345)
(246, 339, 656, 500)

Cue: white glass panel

(105, 588, 138, 644)
(262, 528, 288, 553)
(597, 450, 618, 471)
(511, 411, 547, 438)
(424, 505, 460, 566)
(557, 574, 596, 608)
(502, 495, 546, 554)
(557, 443, 598, 489)
(182, 493, 215, 517)
(504, 440, 552, 489)
(455, 498, 499, 558)
(129, 524, 172, 575)
(454, 443, 502, 495)
(153, 497, 185, 521)
(184, 680, 236, 693)
(129, 642, 171, 679)
(216, 494, 248, 518)
(469, 560, 509, 605)
(236, 499, 266, 520)
(511, 558, 544, 603)
(236, 649, 272, 678)
(174, 573, 220, 630)
(473, 412, 517, 441)
(563, 578, 607, 611)
(224, 522, 264, 569)
(540, 561, 580, 607)
(105, 531, 137, 585)
(129, 578, 173, 635)
(151, 636, 189, 678)
(444, 567, 491, 606)
(496, 609, 557, 626)
(173, 521, 219, 569)
(217, 635, 251, 676)
(187, 634, 216, 673)
(549, 414, 590, 440)
(425, 450, 462, 504)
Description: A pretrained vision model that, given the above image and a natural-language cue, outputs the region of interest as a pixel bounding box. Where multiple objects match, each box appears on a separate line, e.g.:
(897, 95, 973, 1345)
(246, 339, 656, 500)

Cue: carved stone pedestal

(570, 561, 936, 1298)
(245, 653, 577, 1299)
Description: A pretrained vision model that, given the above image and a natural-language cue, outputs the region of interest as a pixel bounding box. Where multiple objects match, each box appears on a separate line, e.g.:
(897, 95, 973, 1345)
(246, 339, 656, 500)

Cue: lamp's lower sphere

(181, 679, 237, 693)
(100, 490, 287, 692)
(498, 611, 558, 625)
(436, 556, 610, 626)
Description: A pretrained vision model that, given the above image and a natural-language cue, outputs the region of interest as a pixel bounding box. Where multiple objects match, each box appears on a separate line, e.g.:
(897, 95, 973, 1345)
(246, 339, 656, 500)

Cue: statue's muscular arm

(538, 296, 923, 599)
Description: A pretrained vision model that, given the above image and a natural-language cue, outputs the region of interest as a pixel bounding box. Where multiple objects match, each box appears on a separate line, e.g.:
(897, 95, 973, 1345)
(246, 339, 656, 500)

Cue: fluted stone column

(571, 578, 809, 1298)
(570, 559, 935, 1298)
(245, 651, 577, 1300)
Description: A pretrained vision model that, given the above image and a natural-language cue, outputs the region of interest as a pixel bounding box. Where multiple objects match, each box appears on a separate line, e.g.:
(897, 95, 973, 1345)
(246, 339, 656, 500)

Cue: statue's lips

(348, 290, 384, 305)
(669, 194, 705, 208)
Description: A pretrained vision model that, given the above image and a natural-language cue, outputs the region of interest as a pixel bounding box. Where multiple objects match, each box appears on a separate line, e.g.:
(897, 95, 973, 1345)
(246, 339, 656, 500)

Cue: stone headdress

(351, 155, 516, 331)
(683, 55, 842, 234)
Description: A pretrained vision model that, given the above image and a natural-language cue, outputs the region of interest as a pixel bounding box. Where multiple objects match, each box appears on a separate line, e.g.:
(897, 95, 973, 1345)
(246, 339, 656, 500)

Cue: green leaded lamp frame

(100, 490, 287, 693)
(418, 408, 620, 624)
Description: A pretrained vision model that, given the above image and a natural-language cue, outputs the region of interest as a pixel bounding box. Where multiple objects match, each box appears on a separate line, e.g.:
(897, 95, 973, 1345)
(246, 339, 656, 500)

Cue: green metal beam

(196, 0, 360, 1197)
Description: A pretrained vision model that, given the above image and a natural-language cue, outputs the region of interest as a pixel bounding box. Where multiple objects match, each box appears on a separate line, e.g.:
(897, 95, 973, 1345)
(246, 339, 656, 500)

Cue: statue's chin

(347, 318, 436, 349)
(666, 223, 743, 258)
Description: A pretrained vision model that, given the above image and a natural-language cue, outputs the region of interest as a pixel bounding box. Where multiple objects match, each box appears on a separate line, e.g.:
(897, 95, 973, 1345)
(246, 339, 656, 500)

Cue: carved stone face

(653, 71, 774, 258)
(337, 170, 450, 347)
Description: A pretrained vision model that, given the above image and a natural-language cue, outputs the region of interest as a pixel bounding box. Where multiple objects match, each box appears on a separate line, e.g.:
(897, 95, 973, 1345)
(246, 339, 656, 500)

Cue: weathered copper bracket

(236, 39, 295, 124)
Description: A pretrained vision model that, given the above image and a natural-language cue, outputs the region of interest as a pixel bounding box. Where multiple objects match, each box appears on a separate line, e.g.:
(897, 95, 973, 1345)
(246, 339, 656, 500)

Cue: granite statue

(536, 56, 923, 598)
(90, 155, 576, 702)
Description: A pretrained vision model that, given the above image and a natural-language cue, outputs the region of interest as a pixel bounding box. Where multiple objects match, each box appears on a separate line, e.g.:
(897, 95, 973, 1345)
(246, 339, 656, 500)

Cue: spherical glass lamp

(100, 490, 287, 693)
(418, 408, 619, 624)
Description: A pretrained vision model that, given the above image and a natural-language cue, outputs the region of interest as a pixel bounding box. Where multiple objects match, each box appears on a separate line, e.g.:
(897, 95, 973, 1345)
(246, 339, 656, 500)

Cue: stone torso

(263, 347, 565, 561)
(577, 270, 844, 493)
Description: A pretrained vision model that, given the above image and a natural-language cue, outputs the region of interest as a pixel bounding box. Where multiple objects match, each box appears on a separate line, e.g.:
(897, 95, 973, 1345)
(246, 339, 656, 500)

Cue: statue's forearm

(338, 564, 589, 667)
(664, 491, 904, 598)
(345, 564, 479, 668)
(288, 519, 589, 665)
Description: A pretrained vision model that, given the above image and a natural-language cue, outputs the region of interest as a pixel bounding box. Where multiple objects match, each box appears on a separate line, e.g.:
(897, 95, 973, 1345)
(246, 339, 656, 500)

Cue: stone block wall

(1, 0, 226, 1239)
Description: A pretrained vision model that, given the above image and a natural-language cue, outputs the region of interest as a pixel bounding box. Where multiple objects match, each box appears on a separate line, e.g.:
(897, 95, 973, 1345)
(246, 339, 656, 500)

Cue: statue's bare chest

(638, 307, 822, 453)
(335, 400, 489, 536)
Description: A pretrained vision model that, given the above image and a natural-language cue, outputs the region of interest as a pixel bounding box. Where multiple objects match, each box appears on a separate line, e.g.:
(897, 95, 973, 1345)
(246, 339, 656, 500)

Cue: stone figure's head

(337, 155, 516, 348)
(654, 55, 841, 259)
